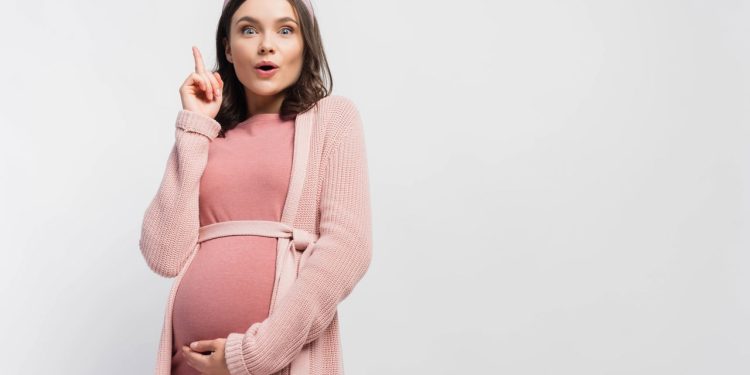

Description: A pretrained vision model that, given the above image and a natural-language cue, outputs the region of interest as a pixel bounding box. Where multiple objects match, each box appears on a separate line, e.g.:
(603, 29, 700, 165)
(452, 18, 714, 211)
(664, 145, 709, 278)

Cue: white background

(0, 0, 748, 374)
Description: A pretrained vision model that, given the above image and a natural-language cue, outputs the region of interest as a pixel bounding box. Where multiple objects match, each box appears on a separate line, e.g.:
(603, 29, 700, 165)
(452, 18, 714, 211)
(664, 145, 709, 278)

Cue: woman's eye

(280, 27, 293, 35)
(241, 27, 255, 35)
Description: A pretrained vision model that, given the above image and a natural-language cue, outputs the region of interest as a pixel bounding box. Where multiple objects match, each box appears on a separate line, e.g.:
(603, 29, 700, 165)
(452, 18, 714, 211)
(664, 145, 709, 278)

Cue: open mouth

(255, 62, 279, 76)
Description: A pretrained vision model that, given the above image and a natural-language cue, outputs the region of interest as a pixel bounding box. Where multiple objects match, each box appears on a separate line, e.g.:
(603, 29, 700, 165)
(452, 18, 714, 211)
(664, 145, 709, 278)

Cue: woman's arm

(223, 98, 373, 375)
(139, 110, 221, 278)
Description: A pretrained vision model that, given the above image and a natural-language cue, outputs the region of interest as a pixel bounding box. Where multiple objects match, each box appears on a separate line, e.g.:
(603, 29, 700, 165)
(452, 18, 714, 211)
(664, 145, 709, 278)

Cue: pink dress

(170, 112, 295, 374)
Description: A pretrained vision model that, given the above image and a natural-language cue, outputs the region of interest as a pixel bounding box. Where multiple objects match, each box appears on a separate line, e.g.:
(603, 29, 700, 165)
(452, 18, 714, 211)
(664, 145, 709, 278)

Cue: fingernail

(191, 342, 197, 349)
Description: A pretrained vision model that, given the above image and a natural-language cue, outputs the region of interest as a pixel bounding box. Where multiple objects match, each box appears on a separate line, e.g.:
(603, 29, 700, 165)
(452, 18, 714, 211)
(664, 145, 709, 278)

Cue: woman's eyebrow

(235, 16, 299, 26)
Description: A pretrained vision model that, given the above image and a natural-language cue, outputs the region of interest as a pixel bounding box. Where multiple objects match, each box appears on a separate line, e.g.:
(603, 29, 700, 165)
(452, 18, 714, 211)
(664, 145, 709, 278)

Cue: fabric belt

(198, 219, 317, 250)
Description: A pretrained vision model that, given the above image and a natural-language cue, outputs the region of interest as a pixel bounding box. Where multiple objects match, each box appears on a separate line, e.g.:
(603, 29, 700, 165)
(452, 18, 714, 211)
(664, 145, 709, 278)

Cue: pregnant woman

(138, 0, 373, 374)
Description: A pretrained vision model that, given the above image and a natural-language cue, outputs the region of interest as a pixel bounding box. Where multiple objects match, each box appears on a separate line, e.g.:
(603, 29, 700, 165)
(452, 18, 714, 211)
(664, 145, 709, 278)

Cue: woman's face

(225, 0, 304, 112)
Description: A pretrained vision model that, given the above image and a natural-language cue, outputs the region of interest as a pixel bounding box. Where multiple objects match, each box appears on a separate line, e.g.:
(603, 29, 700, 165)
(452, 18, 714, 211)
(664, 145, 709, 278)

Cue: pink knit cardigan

(139, 95, 373, 375)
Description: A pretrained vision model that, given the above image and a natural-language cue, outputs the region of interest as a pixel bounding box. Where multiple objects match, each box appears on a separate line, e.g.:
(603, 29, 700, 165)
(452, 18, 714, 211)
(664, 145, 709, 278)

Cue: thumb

(190, 340, 212, 351)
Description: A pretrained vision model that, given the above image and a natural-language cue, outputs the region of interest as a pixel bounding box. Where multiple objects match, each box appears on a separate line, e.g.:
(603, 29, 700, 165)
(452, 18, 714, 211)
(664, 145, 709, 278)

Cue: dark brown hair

(212, 0, 333, 138)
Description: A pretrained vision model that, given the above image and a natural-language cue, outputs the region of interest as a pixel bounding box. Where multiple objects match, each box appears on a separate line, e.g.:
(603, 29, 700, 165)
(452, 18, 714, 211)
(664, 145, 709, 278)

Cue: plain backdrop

(0, 0, 748, 374)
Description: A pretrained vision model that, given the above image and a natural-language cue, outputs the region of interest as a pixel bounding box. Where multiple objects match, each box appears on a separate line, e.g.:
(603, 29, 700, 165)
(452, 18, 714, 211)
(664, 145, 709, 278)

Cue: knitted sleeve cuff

(225, 332, 252, 375)
(175, 109, 222, 139)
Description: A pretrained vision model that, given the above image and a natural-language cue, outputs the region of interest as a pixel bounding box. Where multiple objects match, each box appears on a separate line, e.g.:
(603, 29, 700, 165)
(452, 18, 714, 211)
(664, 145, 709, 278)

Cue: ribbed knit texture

(139, 95, 373, 375)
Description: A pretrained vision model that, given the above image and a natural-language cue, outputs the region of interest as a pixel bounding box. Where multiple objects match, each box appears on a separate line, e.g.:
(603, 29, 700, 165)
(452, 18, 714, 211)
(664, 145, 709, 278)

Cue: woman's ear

(224, 39, 233, 64)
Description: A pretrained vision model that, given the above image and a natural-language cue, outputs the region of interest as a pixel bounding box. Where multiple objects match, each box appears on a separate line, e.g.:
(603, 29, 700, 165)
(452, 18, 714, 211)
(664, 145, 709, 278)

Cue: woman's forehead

(231, 0, 303, 22)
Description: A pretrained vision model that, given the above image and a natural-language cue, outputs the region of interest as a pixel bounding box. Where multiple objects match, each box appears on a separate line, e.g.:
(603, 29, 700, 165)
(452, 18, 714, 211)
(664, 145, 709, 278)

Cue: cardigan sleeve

(223, 100, 373, 375)
(138, 110, 221, 278)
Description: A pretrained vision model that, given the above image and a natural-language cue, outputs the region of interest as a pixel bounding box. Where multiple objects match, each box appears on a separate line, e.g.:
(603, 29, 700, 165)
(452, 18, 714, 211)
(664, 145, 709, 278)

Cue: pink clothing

(139, 95, 373, 375)
(171, 113, 295, 374)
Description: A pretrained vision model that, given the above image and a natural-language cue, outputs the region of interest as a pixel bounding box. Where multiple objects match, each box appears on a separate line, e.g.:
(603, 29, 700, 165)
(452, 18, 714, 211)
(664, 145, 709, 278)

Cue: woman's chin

(246, 83, 285, 97)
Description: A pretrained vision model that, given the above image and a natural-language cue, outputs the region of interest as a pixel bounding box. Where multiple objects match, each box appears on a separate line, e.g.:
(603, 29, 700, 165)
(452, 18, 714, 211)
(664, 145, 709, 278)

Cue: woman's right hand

(179, 46, 224, 119)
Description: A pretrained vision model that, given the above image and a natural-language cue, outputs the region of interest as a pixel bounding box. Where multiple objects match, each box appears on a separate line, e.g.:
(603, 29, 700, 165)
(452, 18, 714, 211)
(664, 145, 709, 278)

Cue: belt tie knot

(291, 227, 315, 250)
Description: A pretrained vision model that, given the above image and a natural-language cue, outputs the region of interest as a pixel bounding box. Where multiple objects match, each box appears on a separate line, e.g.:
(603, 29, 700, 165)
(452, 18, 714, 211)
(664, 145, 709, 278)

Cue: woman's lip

(255, 67, 279, 77)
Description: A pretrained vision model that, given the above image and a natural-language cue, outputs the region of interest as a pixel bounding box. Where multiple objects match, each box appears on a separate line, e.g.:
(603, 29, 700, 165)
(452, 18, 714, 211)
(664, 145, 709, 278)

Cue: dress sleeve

(223, 100, 374, 375)
(138, 110, 222, 278)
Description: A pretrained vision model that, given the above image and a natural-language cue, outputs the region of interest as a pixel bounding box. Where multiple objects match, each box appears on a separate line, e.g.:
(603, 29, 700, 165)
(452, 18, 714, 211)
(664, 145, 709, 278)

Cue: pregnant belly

(171, 235, 278, 353)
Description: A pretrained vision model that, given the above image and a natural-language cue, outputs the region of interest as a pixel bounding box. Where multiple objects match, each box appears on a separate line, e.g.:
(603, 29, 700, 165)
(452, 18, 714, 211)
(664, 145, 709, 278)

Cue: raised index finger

(192, 46, 206, 73)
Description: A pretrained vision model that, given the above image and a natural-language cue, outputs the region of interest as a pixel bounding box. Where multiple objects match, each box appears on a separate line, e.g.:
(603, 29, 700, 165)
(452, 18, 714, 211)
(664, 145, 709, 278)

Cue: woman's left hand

(182, 338, 230, 375)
